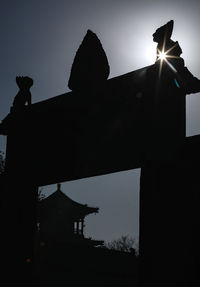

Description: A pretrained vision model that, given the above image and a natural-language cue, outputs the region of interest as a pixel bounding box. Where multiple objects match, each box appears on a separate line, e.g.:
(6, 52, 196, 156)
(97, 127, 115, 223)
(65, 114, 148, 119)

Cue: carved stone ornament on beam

(12, 76, 33, 112)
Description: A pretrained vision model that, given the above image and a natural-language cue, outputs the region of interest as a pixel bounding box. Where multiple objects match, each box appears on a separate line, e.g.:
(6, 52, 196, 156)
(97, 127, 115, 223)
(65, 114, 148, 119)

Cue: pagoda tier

(37, 184, 103, 247)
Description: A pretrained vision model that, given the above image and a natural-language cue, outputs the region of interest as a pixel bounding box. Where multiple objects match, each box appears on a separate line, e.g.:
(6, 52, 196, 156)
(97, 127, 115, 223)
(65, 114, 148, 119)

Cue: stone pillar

(139, 159, 196, 287)
(81, 219, 84, 235)
(139, 63, 189, 287)
(0, 133, 38, 286)
(77, 220, 80, 235)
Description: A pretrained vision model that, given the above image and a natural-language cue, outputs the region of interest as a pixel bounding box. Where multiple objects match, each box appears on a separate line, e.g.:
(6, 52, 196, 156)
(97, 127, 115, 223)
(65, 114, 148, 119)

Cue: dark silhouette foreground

(0, 21, 200, 287)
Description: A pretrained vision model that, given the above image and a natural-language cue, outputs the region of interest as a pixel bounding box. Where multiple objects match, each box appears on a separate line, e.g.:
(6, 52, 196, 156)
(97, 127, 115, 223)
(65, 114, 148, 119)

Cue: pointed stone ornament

(153, 20, 174, 44)
(68, 30, 110, 91)
(153, 20, 182, 59)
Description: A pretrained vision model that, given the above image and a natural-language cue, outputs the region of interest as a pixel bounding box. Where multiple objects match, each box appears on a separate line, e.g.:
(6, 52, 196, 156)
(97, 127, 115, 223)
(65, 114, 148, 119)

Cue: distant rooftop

(38, 183, 99, 219)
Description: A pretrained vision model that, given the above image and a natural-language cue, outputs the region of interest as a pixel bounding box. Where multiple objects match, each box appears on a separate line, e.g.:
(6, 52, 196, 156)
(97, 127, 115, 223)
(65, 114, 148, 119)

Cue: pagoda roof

(38, 185, 99, 219)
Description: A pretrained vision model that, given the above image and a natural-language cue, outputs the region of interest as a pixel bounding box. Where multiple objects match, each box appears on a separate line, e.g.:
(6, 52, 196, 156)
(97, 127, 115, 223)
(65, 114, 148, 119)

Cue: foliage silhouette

(106, 235, 137, 254)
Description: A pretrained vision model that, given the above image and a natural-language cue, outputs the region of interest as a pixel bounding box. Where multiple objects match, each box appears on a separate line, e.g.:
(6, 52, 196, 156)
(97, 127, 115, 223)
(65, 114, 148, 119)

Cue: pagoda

(37, 183, 103, 247)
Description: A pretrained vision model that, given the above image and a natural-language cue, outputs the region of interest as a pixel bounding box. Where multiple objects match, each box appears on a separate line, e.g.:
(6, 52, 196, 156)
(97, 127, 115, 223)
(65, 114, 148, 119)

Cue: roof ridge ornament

(152, 20, 200, 93)
(68, 29, 110, 91)
(11, 76, 33, 112)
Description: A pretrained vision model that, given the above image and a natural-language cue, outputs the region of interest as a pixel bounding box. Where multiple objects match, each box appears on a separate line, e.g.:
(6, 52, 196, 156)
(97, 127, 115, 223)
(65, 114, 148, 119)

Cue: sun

(158, 50, 167, 61)
(157, 44, 179, 75)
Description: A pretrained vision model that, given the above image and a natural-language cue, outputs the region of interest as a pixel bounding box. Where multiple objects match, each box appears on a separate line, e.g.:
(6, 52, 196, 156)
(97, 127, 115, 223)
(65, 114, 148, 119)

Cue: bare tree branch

(105, 235, 138, 254)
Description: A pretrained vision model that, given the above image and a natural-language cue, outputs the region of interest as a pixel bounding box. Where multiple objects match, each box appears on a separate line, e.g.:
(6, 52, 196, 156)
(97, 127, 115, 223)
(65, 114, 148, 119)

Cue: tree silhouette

(106, 235, 138, 254)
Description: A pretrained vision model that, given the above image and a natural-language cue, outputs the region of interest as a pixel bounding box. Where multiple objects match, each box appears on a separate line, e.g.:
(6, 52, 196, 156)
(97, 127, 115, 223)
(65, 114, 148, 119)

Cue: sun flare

(158, 50, 167, 61)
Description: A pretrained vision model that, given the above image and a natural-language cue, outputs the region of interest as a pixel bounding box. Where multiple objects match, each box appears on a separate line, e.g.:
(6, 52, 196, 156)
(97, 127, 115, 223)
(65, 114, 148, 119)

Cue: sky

(1, 0, 200, 243)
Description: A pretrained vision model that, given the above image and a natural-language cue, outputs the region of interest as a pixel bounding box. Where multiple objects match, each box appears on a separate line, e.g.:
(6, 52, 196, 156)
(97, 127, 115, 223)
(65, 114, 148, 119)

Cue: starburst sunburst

(158, 50, 167, 61)
(157, 42, 180, 76)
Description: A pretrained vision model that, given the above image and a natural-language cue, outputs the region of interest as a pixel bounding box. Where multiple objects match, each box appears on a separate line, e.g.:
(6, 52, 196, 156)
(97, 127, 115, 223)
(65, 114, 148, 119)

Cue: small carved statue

(153, 20, 200, 94)
(153, 20, 182, 60)
(12, 76, 33, 110)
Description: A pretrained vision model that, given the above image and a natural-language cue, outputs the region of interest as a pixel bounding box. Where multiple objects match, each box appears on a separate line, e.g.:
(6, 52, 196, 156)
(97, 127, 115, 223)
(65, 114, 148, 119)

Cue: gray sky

(1, 0, 200, 243)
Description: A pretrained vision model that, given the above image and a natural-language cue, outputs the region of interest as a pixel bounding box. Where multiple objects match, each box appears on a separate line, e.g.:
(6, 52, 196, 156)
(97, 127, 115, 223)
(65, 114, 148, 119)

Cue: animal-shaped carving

(153, 20, 182, 59)
(153, 20, 200, 94)
(12, 76, 33, 110)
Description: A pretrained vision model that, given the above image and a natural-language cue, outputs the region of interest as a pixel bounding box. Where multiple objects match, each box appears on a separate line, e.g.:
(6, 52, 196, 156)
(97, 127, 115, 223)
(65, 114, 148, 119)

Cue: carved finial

(12, 76, 33, 111)
(153, 20, 182, 59)
(68, 29, 110, 91)
(153, 20, 174, 44)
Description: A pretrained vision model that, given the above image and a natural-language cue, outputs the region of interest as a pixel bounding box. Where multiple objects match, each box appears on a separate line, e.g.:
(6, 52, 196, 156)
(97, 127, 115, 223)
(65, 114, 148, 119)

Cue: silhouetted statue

(153, 20, 182, 60)
(12, 76, 33, 111)
(68, 30, 110, 91)
(153, 20, 200, 94)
